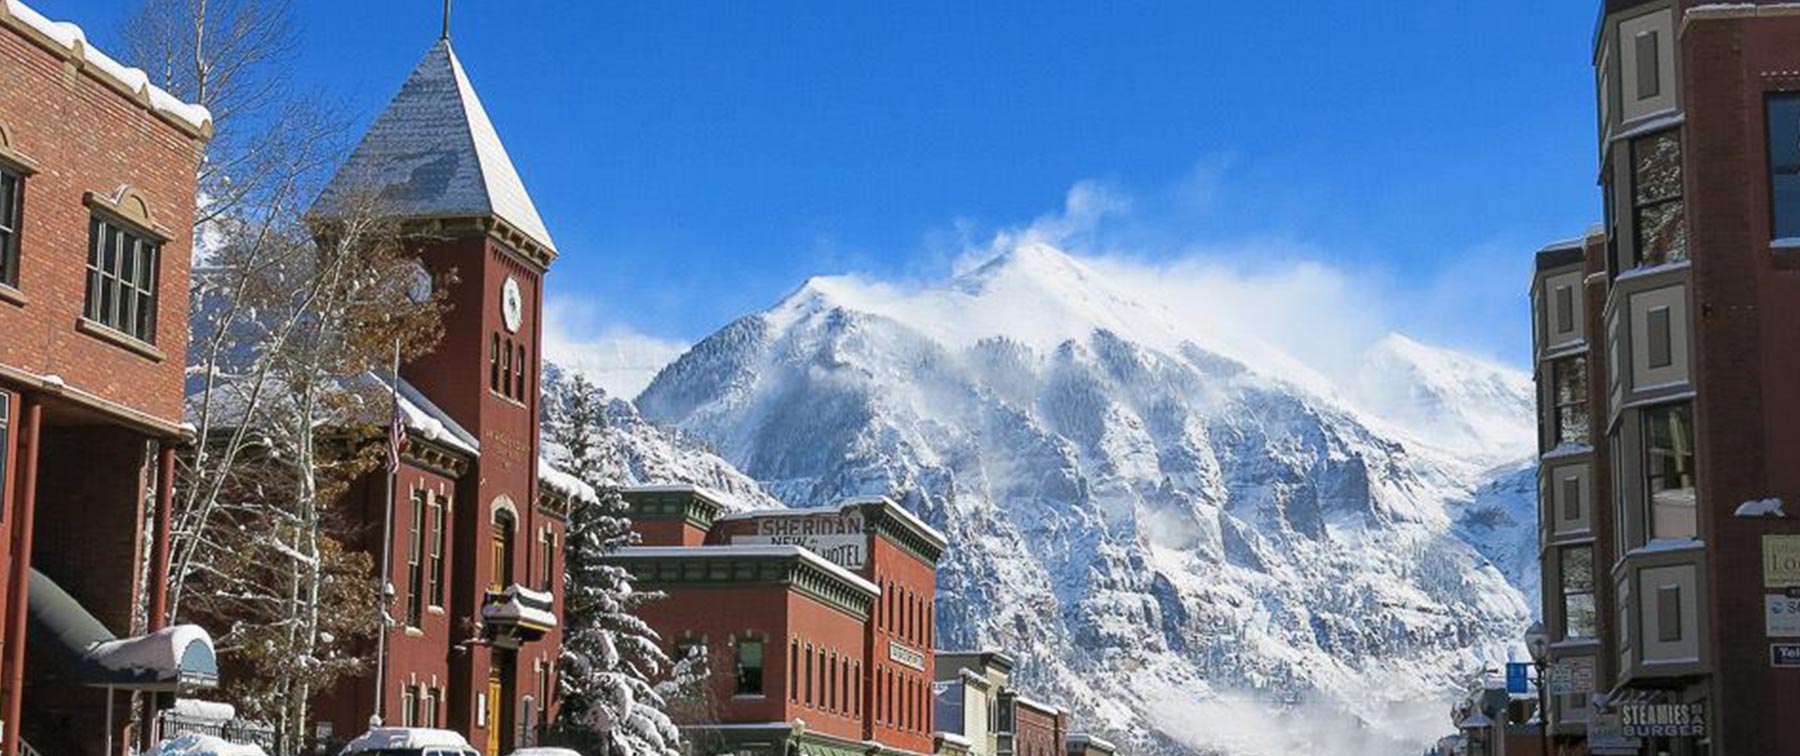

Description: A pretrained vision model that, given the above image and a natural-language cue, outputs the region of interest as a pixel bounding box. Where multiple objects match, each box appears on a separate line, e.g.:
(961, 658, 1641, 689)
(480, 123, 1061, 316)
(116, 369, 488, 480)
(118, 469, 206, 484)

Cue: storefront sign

(1547, 663, 1573, 694)
(1587, 708, 1641, 755)
(1764, 535, 1800, 587)
(734, 513, 867, 570)
(1768, 595, 1800, 638)
(1620, 702, 1707, 738)
(889, 641, 926, 671)
(1773, 643, 1800, 667)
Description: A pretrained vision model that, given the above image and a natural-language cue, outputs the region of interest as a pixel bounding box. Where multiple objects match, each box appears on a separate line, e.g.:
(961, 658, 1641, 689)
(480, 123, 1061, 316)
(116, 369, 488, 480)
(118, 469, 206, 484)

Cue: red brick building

(304, 34, 585, 754)
(1532, 2, 1800, 753)
(0, 2, 217, 755)
(610, 487, 947, 756)
(1005, 697, 1065, 756)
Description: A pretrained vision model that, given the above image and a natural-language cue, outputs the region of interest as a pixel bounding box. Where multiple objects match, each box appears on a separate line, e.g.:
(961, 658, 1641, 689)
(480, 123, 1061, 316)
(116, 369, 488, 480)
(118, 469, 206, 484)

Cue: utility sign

(1768, 595, 1800, 638)
(1505, 662, 1530, 694)
(1773, 644, 1800, 668)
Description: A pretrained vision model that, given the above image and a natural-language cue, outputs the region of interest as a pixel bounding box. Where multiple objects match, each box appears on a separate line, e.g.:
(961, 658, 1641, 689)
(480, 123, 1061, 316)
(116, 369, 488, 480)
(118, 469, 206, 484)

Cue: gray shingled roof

(314, 39, 555, 252)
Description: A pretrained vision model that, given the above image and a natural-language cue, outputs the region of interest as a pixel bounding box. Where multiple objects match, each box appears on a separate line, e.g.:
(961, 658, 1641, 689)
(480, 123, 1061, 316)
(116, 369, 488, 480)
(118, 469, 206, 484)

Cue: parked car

(510, 749, 584, 756)
(338, 728, 480, 756)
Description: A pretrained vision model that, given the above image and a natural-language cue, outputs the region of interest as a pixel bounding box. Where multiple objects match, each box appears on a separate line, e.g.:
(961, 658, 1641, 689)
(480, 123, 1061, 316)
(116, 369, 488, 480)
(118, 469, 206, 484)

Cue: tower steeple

(313, 38, 557, 259)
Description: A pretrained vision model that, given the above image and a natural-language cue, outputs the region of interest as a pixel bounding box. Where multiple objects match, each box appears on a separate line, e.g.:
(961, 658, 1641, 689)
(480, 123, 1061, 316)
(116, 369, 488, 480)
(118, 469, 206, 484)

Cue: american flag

(387, 394, 407, 473)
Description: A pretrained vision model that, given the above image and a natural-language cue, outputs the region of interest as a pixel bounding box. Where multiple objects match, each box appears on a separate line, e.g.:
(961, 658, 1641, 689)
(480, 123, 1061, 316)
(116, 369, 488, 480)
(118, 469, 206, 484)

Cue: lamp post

(1525, 621, 1552, 756)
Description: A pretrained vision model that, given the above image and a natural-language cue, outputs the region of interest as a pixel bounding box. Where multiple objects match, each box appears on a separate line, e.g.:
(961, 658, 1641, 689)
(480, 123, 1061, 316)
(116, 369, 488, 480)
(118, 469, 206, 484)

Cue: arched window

(515, 344, 527, 399)
(491, 507, 516, 590)
(490, 333, 500, 391)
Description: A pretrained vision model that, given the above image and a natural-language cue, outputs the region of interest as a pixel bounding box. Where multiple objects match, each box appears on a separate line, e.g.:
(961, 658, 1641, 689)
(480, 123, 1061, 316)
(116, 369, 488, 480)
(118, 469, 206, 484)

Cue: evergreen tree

(546, 374, 685, 756)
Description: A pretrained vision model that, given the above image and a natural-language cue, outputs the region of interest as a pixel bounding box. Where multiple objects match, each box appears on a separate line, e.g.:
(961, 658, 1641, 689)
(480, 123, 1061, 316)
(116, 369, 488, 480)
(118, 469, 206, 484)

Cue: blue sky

(62, 0, 1599, 376)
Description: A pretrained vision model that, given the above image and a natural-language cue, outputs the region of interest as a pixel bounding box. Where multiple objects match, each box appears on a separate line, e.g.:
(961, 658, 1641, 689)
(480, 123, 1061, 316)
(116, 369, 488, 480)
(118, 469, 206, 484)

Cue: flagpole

(373, 335, 401, 728)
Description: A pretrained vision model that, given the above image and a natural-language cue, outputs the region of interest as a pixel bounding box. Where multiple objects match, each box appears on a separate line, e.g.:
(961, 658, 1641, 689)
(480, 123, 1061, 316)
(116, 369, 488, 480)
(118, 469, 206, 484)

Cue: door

(487, 665, 504, 756)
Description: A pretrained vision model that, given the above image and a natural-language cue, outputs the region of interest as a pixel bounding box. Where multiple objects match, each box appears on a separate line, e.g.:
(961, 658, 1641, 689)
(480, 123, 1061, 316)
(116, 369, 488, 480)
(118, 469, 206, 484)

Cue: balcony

(481, 584, 557, 649)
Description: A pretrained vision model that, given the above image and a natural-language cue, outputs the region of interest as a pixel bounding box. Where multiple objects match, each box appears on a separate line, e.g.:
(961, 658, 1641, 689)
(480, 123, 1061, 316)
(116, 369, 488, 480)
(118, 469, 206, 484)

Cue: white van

(338, 729, 481, 756)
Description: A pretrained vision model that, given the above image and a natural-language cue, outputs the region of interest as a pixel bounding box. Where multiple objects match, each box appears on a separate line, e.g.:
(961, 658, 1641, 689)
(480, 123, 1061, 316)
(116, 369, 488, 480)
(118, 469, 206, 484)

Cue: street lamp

(1525, 621, 1551, 756)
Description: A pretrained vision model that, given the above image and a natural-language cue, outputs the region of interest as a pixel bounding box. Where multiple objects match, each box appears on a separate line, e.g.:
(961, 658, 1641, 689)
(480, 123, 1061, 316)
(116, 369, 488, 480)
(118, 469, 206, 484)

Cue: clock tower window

(490, 333, 501, 393)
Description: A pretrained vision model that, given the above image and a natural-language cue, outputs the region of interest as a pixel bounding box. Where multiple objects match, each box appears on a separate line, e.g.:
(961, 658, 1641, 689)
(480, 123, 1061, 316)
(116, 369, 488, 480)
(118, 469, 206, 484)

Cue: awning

(27, 568, 218, 691)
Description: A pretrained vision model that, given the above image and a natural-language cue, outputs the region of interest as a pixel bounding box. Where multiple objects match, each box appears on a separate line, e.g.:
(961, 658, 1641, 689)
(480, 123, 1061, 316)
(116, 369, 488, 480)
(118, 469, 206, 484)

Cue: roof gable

(315, 40, 555, 253)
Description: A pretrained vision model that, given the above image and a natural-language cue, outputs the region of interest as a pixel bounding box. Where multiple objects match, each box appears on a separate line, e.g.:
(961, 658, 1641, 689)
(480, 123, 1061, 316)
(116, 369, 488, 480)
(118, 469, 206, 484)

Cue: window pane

(1647, 307, 1673, 369)
(1657, 585, 1682, 642)
(1767, 93, 1800, 239)
(1635, 201, 1688, 266)
(1635, 32, 1660, 100)
(1554, 357, 1589, 445)
(1634, 132, 1683, 205)
(1645, 403, 1697, 540)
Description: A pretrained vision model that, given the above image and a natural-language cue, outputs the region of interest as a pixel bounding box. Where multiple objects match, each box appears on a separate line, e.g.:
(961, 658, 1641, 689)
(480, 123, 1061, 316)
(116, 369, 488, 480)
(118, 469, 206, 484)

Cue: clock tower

(312, 37, 568, 750)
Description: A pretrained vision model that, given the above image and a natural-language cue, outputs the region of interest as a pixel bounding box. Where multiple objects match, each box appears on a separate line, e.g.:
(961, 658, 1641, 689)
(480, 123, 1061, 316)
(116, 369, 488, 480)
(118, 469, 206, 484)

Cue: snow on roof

(510, 749, 583, 756)
(538, 458, 598, 505)
(935, 733, 974, 747)
(0, 0, 213, 133)
(481, 595, 558, 629)
(154, 734, 268, 756)
(342, 728, 475, 753)
(314, 39, 554, 252)
(1012, 694, 1066, 716)
(1068, 734, 1118, 753)
(716, 496, 947, 548)
(624, 482, 739, 504)
(392, 376, 480, 455)
(1735, 498, 1787, 518)
(613, 545, 881, 596)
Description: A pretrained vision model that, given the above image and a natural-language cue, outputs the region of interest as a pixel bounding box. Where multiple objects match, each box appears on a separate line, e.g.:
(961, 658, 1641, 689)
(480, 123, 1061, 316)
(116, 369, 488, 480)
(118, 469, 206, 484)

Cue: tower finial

(440, 0, 452, 40)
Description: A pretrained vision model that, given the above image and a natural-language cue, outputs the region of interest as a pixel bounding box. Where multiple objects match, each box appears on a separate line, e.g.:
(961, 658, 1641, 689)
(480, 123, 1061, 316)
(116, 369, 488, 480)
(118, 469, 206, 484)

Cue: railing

(157, 711, 284, 752)
(19, 739, 43, 756)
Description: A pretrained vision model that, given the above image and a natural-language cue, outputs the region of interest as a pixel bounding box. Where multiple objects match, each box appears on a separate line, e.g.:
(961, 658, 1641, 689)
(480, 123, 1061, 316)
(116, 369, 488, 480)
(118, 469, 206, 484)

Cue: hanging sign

(1763, 535, 1800, 587)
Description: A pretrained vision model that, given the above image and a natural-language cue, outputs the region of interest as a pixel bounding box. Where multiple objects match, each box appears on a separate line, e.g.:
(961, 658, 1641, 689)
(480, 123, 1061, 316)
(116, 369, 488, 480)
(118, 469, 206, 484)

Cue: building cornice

(603, 548, 876, 620)
(0, 2, 212, 140)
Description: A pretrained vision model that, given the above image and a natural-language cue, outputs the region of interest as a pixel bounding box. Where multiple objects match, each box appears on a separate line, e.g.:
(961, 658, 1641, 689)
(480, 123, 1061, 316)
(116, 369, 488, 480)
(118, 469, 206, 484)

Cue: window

(400, 685, 417, 727)
(1657, 585, 1683, 642)
(805, 644, 814, 705)
(0, 167, 20, 288)
(1634, 31, 1660, 101)
(421, 686, 437, 728)
(1646, 307, 1673, 369)
(536, 664, 552, 727)
(492, 509, 516, 590)
(790, 640, 800, 702)
(1561, 475, 1582, 522)
(490, 334, 501, 392)
(1552, 357, 1589, 446)
(515, 345, 527, 400)
(428, 493, 446, 608)
(1631, 131, 1687, 267)
(736, 638, 764, 696)
(1561, 546, 1596, 639)
(0, 394, 10, 521)
(84, 216, 161, 342)
(1644, 403, 1697, 540)
(502, 338, 514, 398)
(1554, 286, 1575, 335)
(1768, 93, 1800, 240)
(406, 488, 425, 627)
(539, 530, 556, 591)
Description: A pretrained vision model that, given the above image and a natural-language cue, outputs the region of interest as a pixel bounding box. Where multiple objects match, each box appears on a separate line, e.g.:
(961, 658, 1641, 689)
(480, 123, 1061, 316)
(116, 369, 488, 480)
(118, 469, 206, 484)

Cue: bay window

(1561, 546, 1597, 638)
(1644, 402, 1697, 540)
(1631, 131, 1687, 267)
(1552, 357, 1589, 446)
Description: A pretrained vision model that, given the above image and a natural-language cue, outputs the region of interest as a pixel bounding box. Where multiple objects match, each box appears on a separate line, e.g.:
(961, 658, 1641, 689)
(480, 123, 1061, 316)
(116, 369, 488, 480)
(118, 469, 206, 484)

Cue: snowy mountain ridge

(570, 244, 1538, 756)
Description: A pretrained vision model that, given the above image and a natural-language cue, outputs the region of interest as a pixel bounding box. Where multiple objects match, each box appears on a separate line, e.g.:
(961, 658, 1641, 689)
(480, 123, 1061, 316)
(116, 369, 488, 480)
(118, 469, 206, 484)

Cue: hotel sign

(889, 641, 926, 671)
(1763, 535, 1800, 587)
(734, 513, 867, 570)
(1620, 702, 1706, 738)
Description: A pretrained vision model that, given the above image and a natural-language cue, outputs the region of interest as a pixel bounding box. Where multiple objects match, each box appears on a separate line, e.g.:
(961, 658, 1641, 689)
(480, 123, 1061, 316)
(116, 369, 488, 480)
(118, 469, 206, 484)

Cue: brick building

(1530, 1, 1800, 753)
(0, 2, 218, 755)
(609, 487, 946, 756)
(302, 33, 586, 754)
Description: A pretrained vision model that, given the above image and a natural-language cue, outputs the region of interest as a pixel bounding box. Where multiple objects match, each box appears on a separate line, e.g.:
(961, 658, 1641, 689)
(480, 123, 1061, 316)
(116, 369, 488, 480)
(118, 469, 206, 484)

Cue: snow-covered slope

(632, 245, 1536, 756)
(540, 364, 782, 511)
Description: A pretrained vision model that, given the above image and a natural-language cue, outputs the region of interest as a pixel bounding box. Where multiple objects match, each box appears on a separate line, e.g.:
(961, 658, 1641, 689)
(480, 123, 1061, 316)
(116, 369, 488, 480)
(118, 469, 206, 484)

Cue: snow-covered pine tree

(546, 374, 685, 756)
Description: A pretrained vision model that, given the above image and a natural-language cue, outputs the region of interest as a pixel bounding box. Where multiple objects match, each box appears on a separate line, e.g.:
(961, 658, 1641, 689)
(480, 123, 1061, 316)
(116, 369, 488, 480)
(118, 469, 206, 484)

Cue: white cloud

(541, 297, 689, 399)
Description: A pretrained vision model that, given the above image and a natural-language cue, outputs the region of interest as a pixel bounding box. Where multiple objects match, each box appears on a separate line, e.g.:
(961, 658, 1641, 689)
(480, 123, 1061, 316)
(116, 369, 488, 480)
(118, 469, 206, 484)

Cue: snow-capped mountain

(619, 244, 1535, 756)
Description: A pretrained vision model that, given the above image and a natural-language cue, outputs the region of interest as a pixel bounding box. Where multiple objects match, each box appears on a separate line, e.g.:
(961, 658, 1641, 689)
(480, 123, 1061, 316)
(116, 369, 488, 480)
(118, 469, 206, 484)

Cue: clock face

(501, 276, 523, 333)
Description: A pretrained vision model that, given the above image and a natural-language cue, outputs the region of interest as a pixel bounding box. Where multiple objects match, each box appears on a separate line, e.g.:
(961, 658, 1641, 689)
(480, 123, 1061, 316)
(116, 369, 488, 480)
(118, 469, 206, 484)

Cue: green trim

(622, 488, 726, 531)
(859, 501, 944, 565)
(603, 552, 873, 620)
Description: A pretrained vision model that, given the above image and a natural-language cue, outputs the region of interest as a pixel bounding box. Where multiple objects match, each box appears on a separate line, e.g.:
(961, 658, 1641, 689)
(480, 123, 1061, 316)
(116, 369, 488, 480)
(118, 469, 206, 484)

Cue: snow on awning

(26, 569, 218, 691)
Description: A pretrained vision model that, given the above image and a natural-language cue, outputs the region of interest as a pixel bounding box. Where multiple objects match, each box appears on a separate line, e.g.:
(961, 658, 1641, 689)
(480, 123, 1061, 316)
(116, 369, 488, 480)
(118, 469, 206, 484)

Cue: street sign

(1547, 663, 1574, 694)
(1505, 662, 1530, 694)
(1764, 535, 1800, 587)
(1773, 643, 1800, 667)
(1768, 595, 1800, 637)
